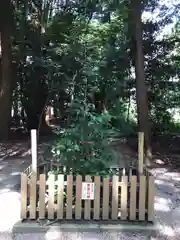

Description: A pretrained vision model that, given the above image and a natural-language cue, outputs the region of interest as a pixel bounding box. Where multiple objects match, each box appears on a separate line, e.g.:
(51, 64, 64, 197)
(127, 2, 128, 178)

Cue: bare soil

(1, 133, 180, 172)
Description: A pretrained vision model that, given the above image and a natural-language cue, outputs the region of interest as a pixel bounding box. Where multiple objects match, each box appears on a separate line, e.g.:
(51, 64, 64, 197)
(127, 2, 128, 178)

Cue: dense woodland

(0, 0, 180, 174)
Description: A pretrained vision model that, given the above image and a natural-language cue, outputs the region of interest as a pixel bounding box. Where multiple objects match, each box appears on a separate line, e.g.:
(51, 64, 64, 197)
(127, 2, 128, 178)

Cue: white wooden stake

(138, 132, 144, 174)
(31, 129, 37, 174)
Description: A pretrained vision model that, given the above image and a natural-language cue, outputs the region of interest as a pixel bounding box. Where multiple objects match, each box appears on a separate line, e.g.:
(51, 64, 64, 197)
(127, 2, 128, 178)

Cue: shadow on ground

(0, 140, 180, 239)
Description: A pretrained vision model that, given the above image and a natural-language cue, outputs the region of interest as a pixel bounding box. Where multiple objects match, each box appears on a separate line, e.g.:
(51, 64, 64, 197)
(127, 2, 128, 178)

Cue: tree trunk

(0, 0, 13, 140)
(94, 90, 106, 114)
(21, 0, 50, 134)
(131, 0, 151, 164)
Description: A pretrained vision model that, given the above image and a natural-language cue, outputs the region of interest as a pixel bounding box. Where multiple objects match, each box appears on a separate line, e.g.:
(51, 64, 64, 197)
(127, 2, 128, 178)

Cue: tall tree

(130, 0, 151, 163)
(0, 0, 13, 140)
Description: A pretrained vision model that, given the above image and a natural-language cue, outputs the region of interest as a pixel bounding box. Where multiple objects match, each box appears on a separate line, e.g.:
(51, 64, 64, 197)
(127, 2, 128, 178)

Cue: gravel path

(151, 168, 180, 239)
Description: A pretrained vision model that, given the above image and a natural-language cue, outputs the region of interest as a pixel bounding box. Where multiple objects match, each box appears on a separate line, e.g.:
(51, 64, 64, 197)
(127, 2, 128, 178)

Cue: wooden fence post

(138, 132, 144, 174)
(31, 129, 37, 174)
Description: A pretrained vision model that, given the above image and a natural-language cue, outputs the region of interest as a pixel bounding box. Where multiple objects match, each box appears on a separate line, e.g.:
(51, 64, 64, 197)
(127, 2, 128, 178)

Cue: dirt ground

(1, 136, 180, 239)
(1, 134, 180, 171)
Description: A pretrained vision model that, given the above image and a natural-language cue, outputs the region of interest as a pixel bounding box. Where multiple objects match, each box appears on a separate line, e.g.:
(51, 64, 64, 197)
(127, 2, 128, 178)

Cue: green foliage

(52, 100, 117, 175)
(3, 0, 180, 143)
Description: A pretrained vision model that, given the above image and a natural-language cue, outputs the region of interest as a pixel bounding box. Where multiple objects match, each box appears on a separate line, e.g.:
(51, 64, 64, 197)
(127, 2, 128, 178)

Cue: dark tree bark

(21, 0, 50, 134)
(93, 91, 106, 114)
(0, 0, 13, 140)
(130, 0, 151, 164)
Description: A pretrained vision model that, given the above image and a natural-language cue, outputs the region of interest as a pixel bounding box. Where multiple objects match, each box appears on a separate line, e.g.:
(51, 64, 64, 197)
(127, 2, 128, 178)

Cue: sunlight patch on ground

(173, 177, 180, 182)
(154, 196, 171, 212)
(159, 225, 176, 238)
(155, 179, 167, 185)
(166, 172, 180, 182)
(156, 175, 172, 181)
(0, 188, 10, 194)
(21, 150, 31, 156)
(0, 191, 21, 232)
(164, 172, 180, 177)
(45, 229, 64, 240)
(11, 172, 21, 176)
(154, 159, 165, 165)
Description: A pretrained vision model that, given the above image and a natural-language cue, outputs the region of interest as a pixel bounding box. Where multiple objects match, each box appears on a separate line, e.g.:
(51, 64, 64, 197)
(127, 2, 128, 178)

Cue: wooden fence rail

(21, 172, 155, 222)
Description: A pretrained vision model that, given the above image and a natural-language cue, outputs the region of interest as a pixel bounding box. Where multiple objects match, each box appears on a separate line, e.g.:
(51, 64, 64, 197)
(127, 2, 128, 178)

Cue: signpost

(81, 182, 94, 200)
(31, 129, 37, 174)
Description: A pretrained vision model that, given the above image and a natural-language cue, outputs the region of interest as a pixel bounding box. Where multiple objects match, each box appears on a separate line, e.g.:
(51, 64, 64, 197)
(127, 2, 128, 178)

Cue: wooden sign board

(81, 182, 94, 200)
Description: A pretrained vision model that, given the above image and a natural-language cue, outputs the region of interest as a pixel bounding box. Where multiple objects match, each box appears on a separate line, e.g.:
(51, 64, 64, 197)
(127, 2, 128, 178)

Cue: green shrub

(52, 101, 117, 175)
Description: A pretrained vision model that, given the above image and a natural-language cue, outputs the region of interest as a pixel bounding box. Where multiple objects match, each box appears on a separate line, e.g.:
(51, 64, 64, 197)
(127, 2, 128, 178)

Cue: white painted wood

(31, 129, 37, 174)
(50, 107, 54, 116)
(138, 132, 144, 174)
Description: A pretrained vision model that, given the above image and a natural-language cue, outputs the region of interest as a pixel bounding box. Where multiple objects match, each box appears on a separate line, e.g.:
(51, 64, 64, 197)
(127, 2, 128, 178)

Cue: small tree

(52, 100, 117, 175)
